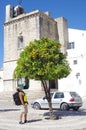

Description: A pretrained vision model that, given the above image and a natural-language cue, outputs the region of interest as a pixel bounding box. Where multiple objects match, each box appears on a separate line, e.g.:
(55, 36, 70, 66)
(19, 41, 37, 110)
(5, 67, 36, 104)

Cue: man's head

(16, 87, 22, 92)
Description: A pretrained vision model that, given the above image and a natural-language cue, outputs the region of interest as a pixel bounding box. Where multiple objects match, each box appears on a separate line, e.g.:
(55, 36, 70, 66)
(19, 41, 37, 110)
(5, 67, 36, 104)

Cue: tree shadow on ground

(0, 108, 20, 112)
(43, 108, 86, 117)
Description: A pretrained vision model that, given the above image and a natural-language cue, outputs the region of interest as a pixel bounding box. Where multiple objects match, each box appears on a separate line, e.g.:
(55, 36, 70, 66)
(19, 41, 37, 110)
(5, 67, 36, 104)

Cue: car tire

(60, 103, 69, 111)
(33, 102, 41, 110)
(73, 107, 79, 111)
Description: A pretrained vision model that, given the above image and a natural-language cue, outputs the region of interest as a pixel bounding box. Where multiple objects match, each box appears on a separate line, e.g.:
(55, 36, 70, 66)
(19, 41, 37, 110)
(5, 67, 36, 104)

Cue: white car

(31, 91, 82, 111)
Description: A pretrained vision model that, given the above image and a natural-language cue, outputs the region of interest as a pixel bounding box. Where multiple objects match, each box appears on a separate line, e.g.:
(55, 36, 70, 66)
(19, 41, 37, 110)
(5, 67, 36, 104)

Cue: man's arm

(19, 92, 25, 106)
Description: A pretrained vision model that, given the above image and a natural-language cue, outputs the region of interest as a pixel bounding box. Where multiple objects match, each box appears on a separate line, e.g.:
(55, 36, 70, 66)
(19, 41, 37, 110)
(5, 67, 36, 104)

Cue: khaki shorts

(21, 103, 28, 114)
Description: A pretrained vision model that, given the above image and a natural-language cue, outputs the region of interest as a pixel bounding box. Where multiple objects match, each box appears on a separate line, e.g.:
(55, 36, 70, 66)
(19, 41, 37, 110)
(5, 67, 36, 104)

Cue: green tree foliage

(14, 37, 71, 119)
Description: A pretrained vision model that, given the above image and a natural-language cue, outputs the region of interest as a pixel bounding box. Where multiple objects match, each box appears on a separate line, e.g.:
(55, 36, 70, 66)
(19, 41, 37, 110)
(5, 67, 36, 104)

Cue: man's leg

(19, 106, 24, 124)
(24, 104, 28, 123)
(24, 114, 28, 123)
(19, 113, 23, 124)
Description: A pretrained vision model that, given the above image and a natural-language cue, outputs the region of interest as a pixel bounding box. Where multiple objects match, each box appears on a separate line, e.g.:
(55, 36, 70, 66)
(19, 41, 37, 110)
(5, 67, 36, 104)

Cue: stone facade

(3, 5, 68, 91)
(0, 68, 3, 92)
(55, 17, 68, 53)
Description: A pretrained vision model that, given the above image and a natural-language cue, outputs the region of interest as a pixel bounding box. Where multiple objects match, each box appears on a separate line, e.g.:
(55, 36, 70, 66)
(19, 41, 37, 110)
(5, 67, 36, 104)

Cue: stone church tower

(3, 5, 68, 91)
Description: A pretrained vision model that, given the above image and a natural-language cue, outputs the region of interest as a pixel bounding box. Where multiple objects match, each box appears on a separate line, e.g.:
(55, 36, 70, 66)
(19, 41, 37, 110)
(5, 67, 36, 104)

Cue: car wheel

(60, 103, 69, 111)
(33, 102, 41, 110)
(73, 107, 79, 111)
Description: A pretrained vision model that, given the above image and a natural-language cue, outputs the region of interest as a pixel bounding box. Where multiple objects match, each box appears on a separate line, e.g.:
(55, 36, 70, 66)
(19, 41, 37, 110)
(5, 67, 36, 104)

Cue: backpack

(13, 92, 22, 105)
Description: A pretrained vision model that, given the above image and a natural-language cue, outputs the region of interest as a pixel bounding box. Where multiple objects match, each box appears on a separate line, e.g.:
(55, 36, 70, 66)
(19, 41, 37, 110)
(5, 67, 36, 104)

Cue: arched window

(17, 35, 24, 49)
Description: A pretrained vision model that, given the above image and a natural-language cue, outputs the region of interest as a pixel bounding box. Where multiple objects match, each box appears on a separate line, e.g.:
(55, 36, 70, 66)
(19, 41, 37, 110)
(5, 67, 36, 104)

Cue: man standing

(16, 87, 28, 124)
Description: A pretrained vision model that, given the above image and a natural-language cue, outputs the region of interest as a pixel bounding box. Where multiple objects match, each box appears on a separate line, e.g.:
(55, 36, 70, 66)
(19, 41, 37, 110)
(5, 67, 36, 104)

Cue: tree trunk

(41, 80, 54, 119)
(24, 77, 29, 89)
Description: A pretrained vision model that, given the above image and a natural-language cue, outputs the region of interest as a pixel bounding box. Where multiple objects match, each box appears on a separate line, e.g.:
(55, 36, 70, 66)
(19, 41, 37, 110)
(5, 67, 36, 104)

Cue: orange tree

(14, 37, 71, 119)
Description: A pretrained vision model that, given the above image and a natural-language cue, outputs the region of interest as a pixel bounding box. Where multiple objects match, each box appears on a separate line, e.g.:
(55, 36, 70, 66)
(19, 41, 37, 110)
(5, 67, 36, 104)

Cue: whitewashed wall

(59, 28, 86, 97)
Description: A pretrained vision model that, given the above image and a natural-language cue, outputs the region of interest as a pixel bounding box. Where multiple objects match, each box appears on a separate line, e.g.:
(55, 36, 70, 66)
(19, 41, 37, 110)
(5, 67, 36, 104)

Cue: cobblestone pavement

(0, 93, 86, 130)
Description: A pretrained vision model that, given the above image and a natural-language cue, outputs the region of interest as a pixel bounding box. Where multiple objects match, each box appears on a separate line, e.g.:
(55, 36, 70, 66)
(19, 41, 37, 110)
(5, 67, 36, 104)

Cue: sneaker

(19, 121, 23, 124)
(24, 120, 28, 123)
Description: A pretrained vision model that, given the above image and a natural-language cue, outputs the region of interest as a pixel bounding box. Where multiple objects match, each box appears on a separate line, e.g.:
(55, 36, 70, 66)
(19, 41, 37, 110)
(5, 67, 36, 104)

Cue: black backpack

(13, 92, 22, 105)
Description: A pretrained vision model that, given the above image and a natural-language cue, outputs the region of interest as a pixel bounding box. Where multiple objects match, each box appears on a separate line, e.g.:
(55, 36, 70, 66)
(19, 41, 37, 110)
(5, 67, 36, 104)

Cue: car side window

(54, 92, 64, 99)
(43, 92, 54, 100)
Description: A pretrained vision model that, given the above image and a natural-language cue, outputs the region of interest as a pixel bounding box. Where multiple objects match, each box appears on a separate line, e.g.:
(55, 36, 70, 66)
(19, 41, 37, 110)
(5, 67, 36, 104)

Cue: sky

(0, 0, 86, 68)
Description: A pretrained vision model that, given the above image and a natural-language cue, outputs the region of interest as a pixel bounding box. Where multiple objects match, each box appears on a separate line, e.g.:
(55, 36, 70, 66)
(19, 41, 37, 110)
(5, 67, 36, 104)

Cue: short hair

(16, 87, 22, 92)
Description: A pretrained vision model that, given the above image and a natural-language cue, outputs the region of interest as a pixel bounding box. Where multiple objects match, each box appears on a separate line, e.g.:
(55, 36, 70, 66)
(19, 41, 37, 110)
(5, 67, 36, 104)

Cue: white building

(59, 28, 86, 97)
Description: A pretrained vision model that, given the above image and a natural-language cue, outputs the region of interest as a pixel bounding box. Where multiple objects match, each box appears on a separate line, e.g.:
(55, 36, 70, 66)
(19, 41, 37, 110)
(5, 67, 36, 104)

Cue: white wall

(29, 80, 42, 90)
(59, 28, 86, 97)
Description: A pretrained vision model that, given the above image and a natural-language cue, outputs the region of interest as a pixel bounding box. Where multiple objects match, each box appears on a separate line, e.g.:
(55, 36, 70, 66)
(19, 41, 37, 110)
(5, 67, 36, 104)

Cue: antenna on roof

(18, 0, 22, 5)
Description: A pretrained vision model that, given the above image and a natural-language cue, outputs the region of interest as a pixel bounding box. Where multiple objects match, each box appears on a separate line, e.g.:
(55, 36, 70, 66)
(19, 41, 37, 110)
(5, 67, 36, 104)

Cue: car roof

(52, 91, 76, 93)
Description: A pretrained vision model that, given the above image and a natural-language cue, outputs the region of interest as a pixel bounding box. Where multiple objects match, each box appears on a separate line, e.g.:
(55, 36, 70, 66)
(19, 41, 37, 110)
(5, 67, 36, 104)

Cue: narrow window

(76, 72, 80, 79)
(73, 60, 77, 65)
(17, 35, 23, 49)
(47, 21, 50, 32)
(67, 42, 75, 49)
(39, 17, 43, 25)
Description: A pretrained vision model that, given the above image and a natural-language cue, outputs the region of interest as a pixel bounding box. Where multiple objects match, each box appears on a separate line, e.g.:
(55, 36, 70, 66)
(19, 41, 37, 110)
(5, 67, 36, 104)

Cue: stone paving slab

(0, 102, 86, 130)
(0, 92, 86, 130)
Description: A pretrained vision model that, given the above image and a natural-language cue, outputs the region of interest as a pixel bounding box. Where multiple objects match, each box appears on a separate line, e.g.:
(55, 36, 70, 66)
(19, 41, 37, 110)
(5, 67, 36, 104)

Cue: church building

(3, 5, 68, 91)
